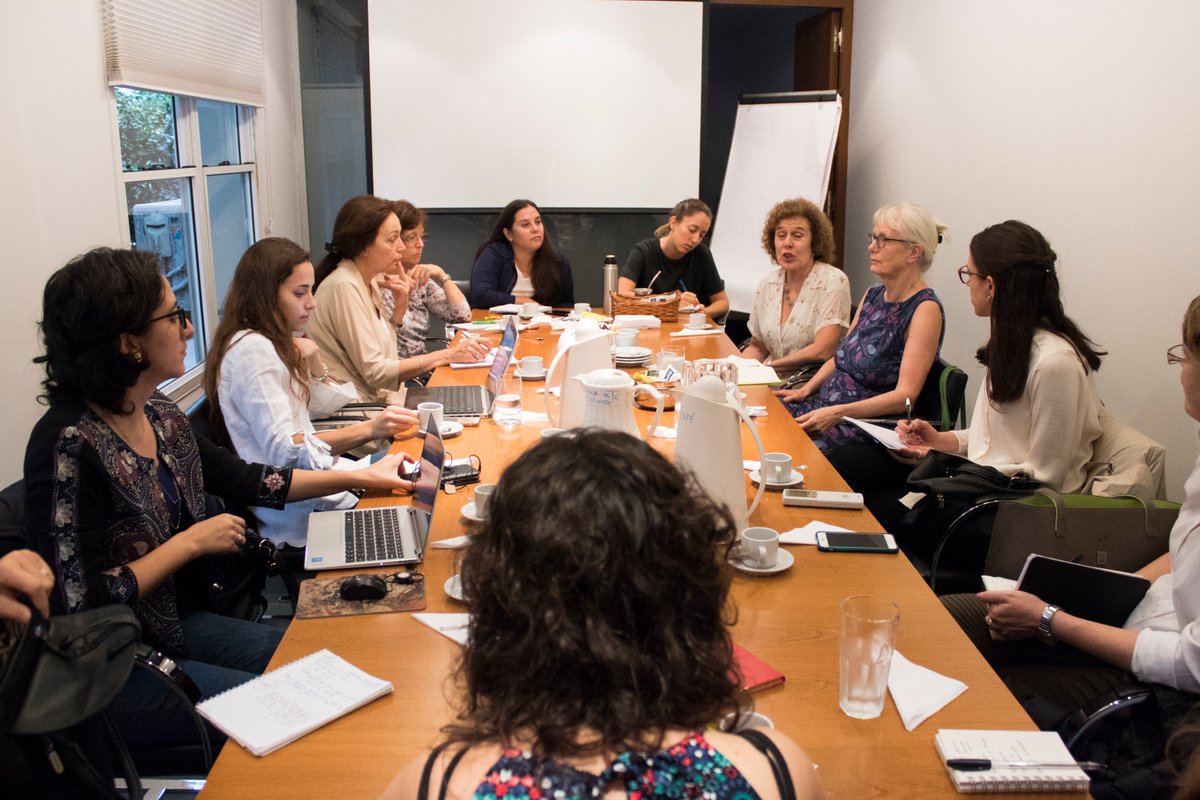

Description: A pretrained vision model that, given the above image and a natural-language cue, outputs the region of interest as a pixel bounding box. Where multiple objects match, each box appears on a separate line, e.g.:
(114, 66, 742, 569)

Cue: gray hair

(873, 202, 946, 271)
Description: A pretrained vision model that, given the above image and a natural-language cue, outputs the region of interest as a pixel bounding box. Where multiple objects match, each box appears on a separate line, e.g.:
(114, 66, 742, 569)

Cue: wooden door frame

(709, 0, 853, 268)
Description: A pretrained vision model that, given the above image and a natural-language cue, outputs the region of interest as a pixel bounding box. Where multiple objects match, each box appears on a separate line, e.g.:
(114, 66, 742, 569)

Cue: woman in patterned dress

(383, 430, 822, 800)
(775, 202, 946, 452)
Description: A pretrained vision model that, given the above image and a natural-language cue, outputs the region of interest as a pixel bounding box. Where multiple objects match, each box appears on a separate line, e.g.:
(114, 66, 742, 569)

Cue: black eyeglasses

(149, 307, 191, 330)
(957, 265, 983, 284)
(1168, 344, 1191, 365)
(867, 233, 913, 249)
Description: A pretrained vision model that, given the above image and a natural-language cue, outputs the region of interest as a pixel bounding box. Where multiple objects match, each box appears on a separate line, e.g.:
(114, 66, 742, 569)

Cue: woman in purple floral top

(383, 430, 821, 800)
(24, 248, 414, 754)
(776, 203, 946, 451)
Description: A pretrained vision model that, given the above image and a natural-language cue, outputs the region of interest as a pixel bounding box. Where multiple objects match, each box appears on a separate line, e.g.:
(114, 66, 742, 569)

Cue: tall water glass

(838, 595, 899, 719)
(492, 372, 522, 430)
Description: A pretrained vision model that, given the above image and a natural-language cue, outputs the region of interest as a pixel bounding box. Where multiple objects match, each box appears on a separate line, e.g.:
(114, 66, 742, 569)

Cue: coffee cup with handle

(762, 452, 793, 485)
(740, 527, 780, 569)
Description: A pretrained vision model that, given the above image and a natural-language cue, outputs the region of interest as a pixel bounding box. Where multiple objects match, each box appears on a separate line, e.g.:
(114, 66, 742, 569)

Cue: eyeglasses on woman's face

(148, 306, 192, 337)
(867, 232, 913, 249)
(1168, 343, 1193, 365)
(957, 265, 984, 284)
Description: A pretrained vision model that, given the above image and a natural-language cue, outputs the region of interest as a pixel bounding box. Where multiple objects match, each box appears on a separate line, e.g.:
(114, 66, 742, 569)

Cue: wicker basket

(608, 290, 680, 322)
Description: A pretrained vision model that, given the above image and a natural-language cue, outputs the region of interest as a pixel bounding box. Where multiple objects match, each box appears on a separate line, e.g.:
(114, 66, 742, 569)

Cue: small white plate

(612, 345, 653, 360)
(444, 574, 465, 603)
(684, 323, 714, 331)
(460, 502, 486, 523)
(440, 421, 464, 438)
(514, 369, 546, 381)
(749, 468, 804, 488)
(728, 548, 795, 576)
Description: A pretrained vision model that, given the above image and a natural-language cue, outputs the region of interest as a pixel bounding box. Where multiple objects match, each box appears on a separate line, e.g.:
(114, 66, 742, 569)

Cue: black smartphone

(816, 531, 899, 553)
(441, 461, 481, 487)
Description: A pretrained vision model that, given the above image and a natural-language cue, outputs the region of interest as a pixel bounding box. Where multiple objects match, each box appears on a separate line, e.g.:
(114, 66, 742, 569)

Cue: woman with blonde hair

(776, 202, 945, 450)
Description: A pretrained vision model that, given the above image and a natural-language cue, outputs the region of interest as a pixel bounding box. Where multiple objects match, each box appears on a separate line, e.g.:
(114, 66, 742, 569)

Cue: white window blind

(102, 0, 266, 107)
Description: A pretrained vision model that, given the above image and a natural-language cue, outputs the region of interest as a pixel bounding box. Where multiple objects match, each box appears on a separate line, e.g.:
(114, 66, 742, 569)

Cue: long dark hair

(36, 248, 163, 415)
(476, 199, 562, 305)
(204, 238, 312, 447)
(972, 220, 1105, 404)
(314, 195, 396, 289)
(443, 430, 742, 758)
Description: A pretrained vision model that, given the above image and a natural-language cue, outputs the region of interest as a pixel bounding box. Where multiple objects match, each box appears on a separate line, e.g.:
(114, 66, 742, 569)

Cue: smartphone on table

(816, 531, 898, 553)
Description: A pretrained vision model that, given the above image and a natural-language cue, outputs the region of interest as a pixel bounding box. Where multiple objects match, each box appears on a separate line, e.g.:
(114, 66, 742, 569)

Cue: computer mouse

(339, 573, 389, 602)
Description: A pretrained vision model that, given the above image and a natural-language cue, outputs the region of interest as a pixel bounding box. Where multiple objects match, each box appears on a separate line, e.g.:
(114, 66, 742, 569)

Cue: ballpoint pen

(946, 758, 1104, 771)
(905, 397, 912, 424)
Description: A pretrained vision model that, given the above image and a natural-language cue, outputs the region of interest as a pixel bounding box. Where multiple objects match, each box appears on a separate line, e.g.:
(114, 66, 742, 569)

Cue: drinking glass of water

(838, 595, 899, 719)
(493, 372, 522, 430)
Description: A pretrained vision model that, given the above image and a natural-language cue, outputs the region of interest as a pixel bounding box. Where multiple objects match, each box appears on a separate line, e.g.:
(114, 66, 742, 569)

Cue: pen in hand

(905, 397, 912, 424)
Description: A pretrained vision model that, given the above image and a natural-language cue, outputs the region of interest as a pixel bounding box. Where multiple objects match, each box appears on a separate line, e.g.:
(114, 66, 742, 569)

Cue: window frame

(109, 89, 264, 403)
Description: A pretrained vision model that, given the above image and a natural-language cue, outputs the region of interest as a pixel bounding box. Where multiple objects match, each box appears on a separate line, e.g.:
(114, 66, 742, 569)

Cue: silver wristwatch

(1038, 604, 1061, 645)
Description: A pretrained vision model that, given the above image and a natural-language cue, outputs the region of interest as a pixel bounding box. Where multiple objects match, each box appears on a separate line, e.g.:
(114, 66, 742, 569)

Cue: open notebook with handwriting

(935, 729, 1090, 793)
(197, 649, 393, 757)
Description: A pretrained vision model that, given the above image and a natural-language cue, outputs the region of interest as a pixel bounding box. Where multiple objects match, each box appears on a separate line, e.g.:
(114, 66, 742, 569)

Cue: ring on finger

(985, 615, 993, 627)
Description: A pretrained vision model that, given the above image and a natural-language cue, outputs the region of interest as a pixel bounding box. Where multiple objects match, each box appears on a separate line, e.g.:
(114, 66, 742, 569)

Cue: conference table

(202, 316, 1082, 799)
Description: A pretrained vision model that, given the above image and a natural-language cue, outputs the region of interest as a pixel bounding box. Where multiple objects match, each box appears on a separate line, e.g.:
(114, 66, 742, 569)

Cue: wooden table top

(201, 316, 1081, 799)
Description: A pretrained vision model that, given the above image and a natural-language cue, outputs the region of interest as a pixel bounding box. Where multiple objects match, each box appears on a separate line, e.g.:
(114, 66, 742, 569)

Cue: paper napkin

(779, 521, 852, 546)
(887, 650, 967, 731)
(412, 613, 471, 646)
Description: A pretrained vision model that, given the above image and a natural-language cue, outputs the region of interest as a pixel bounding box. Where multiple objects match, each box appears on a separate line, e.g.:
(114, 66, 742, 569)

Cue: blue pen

(678, 279, 689, 293)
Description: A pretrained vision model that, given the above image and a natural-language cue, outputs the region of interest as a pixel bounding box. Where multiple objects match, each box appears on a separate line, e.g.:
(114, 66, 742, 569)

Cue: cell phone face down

(441, 462, 481, 487)
(816, 531, 898, 553)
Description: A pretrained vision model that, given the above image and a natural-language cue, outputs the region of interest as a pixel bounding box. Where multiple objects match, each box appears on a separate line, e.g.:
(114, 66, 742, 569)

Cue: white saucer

(514, 369, 546, 381)
(749, 468, 804, 488)
(612, 345, 653, 360)
(444, 574, 465, 602)
(460, 502, 486, 523)
(440, 421, 464, 438)
(728, 548, 795, 575)
(684, 323, 714, 331)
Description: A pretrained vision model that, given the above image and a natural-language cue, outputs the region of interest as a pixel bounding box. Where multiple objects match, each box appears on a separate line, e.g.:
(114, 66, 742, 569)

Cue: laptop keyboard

(433, 385, 487, 416)
(345, 508, 409, 563)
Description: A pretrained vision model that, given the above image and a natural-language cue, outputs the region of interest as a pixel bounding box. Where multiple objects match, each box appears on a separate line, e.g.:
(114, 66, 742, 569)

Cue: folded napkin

(612, 315, 661, 329)
(431, 535, 470, 549)
(520, 410, 549, 424)
(669, 328, 722, 338)
(887, 650, 967, 731)
(412, 613, 471, 646)
(651, 426, 677, 439)
(779, 521, 851, 545)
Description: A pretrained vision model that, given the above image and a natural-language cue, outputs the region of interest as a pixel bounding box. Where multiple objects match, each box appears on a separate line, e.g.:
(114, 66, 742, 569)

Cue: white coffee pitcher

(544, 319, 615, 428)
(574, 369, 664, 441)
(673, 375, 766, 531)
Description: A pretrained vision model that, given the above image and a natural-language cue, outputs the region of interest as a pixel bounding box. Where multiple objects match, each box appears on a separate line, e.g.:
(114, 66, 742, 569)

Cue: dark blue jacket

(468, 241, 574, 309)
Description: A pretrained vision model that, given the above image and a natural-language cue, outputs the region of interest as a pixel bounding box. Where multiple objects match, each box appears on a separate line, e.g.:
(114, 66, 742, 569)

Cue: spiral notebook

(935, 729, 1090, 793)
(196, 649, 393, 756)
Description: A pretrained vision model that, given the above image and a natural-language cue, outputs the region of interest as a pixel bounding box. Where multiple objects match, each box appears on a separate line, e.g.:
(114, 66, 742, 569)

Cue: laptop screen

(486, 316, 518, 393)
(411, 416, 445, 535)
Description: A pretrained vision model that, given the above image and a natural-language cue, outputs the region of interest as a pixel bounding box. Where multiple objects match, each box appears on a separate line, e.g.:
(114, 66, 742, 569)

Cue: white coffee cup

(615, 329, 638, 348)
(762, 452, 793, 485)
(688, 312, 707, 328)
(719, 711, 775, 732)
(473, 483, 497, 519)
(417, 402, 444, 434)
(520, 301, 539, 318)
(574, 302, 590, 315)
(521, 355, 544, 377)
(740, 527, 780, 569)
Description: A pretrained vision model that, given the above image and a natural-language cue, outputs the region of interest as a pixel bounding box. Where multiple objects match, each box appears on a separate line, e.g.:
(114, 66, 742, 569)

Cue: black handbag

(905, 450, 1043, 511)
(0, 605, 140, 735)
(175, 529, 283, 620)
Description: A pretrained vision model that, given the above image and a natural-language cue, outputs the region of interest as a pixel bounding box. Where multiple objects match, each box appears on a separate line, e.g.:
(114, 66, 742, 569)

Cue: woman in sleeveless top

(381, 430, 821, 800)
(775, 202, 946, 452)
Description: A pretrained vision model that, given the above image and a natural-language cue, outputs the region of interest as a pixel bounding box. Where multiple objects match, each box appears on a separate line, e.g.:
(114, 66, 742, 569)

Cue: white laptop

(303, 418, 446, 570)
(402, 316, 518, 417)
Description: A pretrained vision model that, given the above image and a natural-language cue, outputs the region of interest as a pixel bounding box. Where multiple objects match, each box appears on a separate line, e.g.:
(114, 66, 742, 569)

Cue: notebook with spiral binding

(935, 729, 1090, 793)
(197, 649, 393, 756)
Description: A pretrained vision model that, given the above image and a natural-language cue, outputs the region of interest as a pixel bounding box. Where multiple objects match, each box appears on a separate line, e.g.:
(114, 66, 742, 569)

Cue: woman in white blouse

(943, 294, 1200, 711)
(203, 237, 420, 547)
(742, 198, 851, 382)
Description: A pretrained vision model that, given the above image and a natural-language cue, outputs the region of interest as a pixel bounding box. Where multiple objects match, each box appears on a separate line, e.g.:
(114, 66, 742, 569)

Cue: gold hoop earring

(133, 350, 144, 364)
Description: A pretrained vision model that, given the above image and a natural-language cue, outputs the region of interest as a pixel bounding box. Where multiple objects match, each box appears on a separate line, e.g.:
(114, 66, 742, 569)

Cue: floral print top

(377, 272, 471, 359)
(786, 283, 944, 450)
(24, 391, 292, 655)
(472, 732, 760, 800)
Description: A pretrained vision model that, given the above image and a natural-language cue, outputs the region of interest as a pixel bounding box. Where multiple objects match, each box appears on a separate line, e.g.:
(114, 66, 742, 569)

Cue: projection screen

(368, 0, 703, 209)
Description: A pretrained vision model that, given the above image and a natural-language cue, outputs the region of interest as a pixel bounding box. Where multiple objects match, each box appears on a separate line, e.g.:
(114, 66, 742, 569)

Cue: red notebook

(732, 642, 785, 693)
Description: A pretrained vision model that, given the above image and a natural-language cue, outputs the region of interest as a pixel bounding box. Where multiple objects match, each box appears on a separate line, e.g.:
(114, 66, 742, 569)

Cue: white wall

(846, 0, 1200, 499)
(0, 1, 307, 487)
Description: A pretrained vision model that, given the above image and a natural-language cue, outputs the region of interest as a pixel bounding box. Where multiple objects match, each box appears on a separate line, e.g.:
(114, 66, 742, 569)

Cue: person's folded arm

(468, 245, 516, 309)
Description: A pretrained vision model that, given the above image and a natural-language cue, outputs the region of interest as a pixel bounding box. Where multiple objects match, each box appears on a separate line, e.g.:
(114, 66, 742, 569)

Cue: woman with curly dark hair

(383, 430, 820, 800)
(743, 198, 851, 382)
